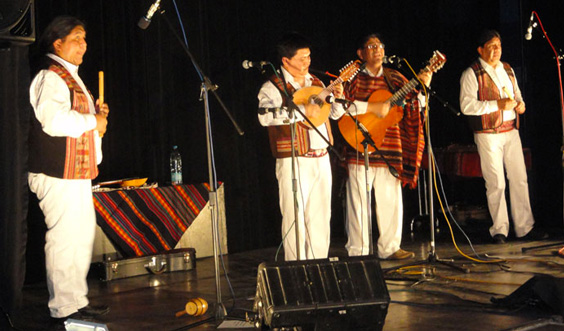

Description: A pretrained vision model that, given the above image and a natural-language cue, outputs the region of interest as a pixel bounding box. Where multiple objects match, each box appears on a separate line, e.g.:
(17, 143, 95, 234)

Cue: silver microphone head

(525, 27, 533, 40)
(383, 55, 398, 64)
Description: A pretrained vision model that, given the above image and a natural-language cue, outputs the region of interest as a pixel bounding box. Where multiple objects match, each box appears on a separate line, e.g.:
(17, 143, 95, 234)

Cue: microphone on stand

(525, 11, 535, 40)
(325, 95, 353, 105)
(138, 0, 161, 30)
(383, 55, 401, 65)
(242, 60, 270, 70)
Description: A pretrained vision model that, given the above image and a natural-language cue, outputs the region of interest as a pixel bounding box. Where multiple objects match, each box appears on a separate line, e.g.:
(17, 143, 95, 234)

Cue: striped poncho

(344, 68, 425, 188)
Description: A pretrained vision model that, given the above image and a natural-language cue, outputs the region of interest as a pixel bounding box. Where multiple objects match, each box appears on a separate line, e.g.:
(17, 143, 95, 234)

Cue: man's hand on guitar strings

(367, 100, 391, 118)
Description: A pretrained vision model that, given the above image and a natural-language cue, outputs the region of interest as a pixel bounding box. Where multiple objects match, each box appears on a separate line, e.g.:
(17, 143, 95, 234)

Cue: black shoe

(493, 234, 507, 244)
(521, 227, 549, 241)
(79, 304, 110, 317)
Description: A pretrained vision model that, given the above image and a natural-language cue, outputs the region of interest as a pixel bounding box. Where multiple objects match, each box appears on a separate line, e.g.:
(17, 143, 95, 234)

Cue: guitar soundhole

(309, 95, 324, 107)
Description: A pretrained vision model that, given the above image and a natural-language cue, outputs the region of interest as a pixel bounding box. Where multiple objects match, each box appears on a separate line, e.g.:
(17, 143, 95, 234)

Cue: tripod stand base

(214, 303, 227, 320)
(427, 253, 470, 274)
(383, 252, 470, 274)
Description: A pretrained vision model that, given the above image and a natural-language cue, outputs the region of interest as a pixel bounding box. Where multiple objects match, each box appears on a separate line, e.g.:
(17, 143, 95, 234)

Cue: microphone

(525, 12, 535, 40)
(325, 96, 353, 105)
(383, 55, 401, 64)
(242, 60, 270, 70)
(138, 0, 161, 30)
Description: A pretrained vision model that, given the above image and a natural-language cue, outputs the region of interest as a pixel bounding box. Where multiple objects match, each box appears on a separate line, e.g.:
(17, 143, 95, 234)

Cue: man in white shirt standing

(459, 29, 546, 244)
(257, 33, 349, 261)
(28, 16, 110, 327)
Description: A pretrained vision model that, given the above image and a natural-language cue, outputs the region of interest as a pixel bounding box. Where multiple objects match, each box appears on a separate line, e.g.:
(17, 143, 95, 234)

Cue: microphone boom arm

(159, 10, 244, 135)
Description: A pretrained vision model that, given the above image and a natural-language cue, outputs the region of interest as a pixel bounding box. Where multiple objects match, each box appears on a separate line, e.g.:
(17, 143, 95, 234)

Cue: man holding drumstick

(28, 15, 110, 328)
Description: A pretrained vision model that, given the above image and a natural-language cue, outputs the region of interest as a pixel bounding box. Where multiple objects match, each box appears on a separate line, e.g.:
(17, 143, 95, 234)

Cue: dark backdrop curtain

(3, 0, 564, 313)
(0, 45, 30, 313)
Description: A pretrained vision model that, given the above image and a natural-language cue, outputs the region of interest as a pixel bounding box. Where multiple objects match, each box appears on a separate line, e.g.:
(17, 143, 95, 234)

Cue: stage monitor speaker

(251, 256, 390, 330)
(0, 0, 35, 45)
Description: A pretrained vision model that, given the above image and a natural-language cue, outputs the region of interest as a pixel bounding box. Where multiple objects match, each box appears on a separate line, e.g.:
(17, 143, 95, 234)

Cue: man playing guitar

(257, 32, 387, 261)
(341, 33, 432, 260)
(257, 32, 346, 261)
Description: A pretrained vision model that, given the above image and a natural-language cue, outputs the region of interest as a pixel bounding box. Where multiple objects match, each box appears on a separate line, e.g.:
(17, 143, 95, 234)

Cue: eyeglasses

(365, 43, 385, 50)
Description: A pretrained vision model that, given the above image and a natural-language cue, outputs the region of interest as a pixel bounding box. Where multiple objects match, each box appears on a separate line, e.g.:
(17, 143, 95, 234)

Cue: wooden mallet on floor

(175, 297, 208, 317)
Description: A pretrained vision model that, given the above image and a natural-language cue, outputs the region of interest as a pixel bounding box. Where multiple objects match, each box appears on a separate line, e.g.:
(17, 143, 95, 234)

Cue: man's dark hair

(356, 33, 383, 51)
(276, 32, 311, 63)
(38, 16, 86, 55)
(477, 29, 501, 48)
(29, 16, 86, 76)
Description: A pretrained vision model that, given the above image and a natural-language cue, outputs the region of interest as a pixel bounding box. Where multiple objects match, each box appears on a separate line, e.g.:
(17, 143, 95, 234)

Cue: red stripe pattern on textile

(345, 69, 425, 188)
(49, 61, 99, 179)
(93, 183, 213, 257)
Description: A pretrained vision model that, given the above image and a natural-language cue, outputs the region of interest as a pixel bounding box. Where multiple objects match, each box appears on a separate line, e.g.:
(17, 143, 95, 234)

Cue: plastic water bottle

(170, 145, 183, 185)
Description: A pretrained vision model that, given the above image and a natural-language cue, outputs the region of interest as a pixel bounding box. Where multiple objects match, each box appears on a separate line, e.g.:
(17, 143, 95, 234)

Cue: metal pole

(202, 83, 226, 320)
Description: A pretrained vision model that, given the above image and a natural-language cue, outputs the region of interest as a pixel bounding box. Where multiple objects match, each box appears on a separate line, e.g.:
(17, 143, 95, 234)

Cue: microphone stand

(343, 107, 399, 256)
(410, 88, 458, 235)
(521, 11, 564, 252)
(285, 98, 343, 261)
(427, 88, 460, 117)
(381, 84, 469, 275)
(261, 62, 345, 261)
(156, 9, 243, 325)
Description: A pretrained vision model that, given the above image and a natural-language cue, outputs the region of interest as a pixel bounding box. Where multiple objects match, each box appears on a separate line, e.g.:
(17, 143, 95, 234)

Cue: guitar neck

(389, 78, 420, 106)
(325, 77, 343, 93)
(309, 77, 343, 106)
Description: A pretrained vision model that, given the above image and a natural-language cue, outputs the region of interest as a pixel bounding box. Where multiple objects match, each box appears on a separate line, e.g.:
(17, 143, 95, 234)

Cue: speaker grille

(253, 256, 390, 330)
(0, 0, 35, 44)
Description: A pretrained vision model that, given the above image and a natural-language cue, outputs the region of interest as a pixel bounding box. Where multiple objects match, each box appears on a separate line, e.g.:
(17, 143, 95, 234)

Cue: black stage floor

(5, 226, 564, 331)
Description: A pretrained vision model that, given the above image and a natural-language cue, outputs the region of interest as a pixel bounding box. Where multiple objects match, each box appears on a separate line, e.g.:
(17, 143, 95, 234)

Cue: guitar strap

(269, 68, 296, 106)
(256, 70, 294, 116)
(382, 67, 400, 94)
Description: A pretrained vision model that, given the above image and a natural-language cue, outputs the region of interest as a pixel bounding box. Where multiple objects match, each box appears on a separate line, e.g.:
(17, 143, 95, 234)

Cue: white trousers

(345, 164, 403, 258)
(474, 130, 535, 237)
(276, 155, 331, 261)
(28, 173, 96, 318)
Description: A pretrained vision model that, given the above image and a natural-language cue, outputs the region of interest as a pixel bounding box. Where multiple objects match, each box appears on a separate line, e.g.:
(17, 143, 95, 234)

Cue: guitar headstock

(338, 60, 362, 83)
(426, 50, 447, 73)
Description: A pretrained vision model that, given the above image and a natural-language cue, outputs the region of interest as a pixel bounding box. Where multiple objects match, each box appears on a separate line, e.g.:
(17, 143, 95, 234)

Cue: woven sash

(266, 74, 333, 158)
(49, 61, 99, 179)
(468, 61, 519, 133)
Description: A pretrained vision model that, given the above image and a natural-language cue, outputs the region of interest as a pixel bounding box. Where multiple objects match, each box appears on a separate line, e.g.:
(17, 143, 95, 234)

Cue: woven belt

(303, 149, 328, 158)
(481, 120, 515, 134)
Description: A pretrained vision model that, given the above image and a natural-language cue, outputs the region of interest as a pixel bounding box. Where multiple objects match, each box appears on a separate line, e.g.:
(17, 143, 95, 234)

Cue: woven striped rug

(93, 183, 212, 257)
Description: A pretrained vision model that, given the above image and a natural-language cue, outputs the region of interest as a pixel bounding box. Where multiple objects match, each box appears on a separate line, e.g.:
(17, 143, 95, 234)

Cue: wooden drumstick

(99, 71, 104, 105)
(502, 86, 513, 101)
(175, 309, 187, 318)
(98, 71, 105, 137)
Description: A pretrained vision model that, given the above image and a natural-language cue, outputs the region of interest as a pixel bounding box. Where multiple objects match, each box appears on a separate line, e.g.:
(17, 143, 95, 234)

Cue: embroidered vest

(28, 60, 99, 179)
(468, 60, 520, 133)
(266, 74, 333, 158)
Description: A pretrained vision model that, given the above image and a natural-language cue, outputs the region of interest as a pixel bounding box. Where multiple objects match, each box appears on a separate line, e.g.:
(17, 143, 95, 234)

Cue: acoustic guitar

(292, 60, 362, 128)
(338, 51, 446, 153)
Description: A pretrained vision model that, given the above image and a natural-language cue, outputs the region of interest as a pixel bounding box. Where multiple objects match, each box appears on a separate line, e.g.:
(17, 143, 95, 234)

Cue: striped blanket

(93, 183, 212, 257)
